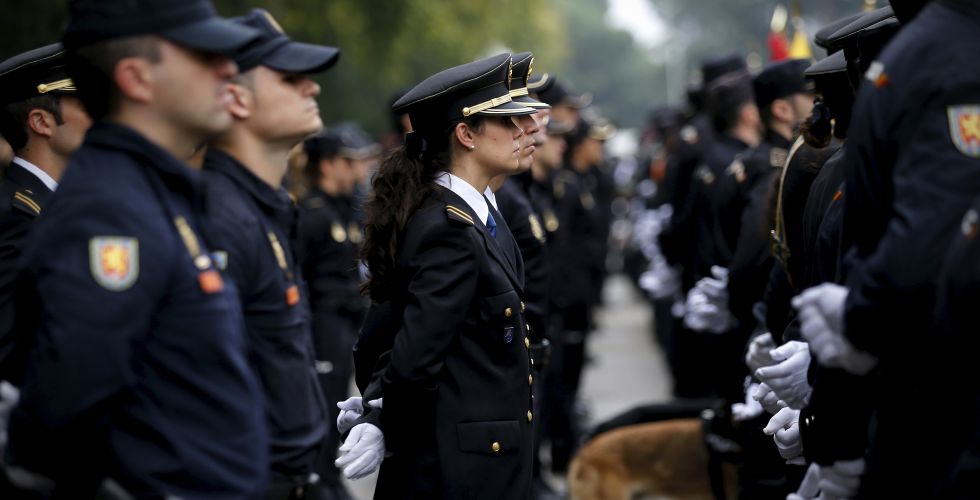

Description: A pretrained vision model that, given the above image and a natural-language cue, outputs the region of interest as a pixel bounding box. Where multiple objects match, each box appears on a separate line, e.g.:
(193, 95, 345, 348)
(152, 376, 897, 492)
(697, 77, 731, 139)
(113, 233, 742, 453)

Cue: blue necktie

(486, 212, 497, 238)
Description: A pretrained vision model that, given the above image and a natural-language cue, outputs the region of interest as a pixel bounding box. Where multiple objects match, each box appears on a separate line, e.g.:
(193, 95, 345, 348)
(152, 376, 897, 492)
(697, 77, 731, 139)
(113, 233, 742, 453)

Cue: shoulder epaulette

(445, 204, 475, 225)
(11, 189, 41, 217)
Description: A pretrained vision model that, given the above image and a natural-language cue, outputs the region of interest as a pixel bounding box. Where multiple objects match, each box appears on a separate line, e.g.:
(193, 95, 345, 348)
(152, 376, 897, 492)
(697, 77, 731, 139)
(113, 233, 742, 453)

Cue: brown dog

(567, 418, 735, 500)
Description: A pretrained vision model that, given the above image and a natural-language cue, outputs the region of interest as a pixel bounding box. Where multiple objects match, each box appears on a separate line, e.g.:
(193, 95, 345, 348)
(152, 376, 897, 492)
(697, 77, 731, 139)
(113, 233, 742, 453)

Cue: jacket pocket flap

(456, 420, 521, 454)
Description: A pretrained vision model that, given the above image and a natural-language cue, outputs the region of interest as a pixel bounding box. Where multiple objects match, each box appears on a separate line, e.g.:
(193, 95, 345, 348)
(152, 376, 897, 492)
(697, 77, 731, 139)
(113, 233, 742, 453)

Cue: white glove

(732, 382, 764, 422)
(753, 382, 786, 414)
(699, 266, 729, 301)
(818, 458, 865, 500)
(787, 462, 821, 500)
(684, 267, 733, 333)
(336, 397, 383, 435)
(336, 423, 385, 480)
(746, 332, 777, 372)
(754, 341, 812, 409)
(639, 255, 681, 300)
(792, 284, 877, 375)
(763, 407, 803, 464)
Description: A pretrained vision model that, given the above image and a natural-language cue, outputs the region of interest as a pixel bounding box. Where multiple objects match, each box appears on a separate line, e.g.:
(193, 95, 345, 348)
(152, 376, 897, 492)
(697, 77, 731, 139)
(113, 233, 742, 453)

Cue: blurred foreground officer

(794, 0, 980, 496)
(203, 9, 340, 499)
(349, 53, 535, 499)
(5, 1, 271, 497)
(0, 43, 91, 382)
(299, 128, 376, 499)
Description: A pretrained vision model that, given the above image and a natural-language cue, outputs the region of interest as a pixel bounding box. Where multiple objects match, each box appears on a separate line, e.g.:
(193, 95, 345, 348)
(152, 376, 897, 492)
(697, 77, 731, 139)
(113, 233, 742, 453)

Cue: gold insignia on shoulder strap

(12, 191, 41, 215)
(770, 148, 788, 168)
(445, 205, 475, 225)
(529, 214, 546, 243)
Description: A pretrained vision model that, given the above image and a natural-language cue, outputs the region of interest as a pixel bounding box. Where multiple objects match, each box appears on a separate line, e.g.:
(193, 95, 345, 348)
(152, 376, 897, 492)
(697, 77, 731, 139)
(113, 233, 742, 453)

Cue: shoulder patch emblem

(445, 205, 475, 225)
(948, 106, 980, 158)
(90, 237, 139, 291)
(727, 159, 746, 183)
(529, 214, 546, 243)
(331, 222, 348, 243)
(12, 190, 41, 216)
(865, 61, 889, 89)
(770, 148, 788, 168)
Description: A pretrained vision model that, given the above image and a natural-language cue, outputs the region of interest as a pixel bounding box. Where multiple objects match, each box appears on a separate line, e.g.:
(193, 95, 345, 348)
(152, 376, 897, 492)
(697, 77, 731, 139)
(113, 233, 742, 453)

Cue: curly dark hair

(360, 116, 484, 301)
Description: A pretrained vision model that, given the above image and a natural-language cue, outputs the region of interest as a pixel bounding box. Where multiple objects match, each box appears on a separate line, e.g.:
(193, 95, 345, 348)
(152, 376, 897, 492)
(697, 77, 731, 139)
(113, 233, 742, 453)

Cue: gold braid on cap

(461, 94, 513, 116)
(37, 78, 75, 94)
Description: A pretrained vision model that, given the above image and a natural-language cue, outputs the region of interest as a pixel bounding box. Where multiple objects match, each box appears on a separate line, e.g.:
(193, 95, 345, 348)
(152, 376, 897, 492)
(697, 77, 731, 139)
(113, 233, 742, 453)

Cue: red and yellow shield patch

(949, 106, 980, 158)
(90, 237, 139, 291)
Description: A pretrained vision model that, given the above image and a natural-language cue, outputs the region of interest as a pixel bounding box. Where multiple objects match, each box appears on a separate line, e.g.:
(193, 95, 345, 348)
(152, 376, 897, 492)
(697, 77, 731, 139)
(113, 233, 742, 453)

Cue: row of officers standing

(0, 0, 618, 498)
(629, 0, 980, 498)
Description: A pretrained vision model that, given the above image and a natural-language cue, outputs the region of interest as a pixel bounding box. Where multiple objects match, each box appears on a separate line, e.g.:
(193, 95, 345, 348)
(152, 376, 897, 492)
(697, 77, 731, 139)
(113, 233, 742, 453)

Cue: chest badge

(331, 222, 348, 243)
(348, 223, 363, 244)
(90, 237, 139, 291)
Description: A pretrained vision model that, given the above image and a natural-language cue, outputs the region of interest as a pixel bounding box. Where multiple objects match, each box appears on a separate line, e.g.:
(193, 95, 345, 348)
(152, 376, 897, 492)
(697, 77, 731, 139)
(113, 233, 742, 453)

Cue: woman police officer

(344, 53, 542, 499)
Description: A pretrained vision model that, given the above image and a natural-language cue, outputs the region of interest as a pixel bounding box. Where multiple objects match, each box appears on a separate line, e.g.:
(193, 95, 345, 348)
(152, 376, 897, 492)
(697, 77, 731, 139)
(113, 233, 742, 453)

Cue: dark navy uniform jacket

(298, 188, 365, 316)
(7, 123, 269, 498)
(935, 195, 980, 497)
(355, 185, 533, 500)
(0, 161, 52, 382)
(838, 1, 980, 496)
(726, 129, 792, 335)
(496, 176, 549, 344)
(528, 169, 595, 331)
(203, 149, 327, 479)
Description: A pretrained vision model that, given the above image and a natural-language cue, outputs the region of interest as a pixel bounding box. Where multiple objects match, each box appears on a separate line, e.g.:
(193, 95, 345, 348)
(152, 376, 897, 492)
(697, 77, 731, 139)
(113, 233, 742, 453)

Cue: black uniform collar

(203, 148, 293, 217)
(4, 161, 52, 196)
(84, 121, 202, 197)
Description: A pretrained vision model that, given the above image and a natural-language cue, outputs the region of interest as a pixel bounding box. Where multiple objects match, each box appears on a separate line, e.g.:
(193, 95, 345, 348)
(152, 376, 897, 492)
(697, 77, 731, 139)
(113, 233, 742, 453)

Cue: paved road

(342, 274, 672, 498)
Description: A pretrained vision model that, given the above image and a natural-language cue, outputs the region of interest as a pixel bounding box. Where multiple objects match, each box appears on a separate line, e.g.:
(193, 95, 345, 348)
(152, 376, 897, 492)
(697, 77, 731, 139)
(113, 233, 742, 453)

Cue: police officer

(493, 52, 550, 351)
(794, 0, 980, 496)
(299, 126, 377, 499)
(346, 53, 536, 499)
(489, 52, 557, 498)
(201, 9, 340, 498)
(0, 43, 91, 381)
(5, 0, 269, 496)
(722, 58, 813, 345)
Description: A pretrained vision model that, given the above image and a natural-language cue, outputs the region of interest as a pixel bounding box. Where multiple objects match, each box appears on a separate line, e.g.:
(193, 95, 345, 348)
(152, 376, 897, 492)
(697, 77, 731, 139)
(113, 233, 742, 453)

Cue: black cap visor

(161, 16, 259, 54)
(260, 41, 340, 74)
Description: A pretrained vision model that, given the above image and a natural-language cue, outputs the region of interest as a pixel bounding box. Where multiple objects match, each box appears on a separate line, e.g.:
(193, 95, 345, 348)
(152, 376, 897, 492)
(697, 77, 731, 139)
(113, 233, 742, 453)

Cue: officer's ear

(225, 83, 252, 120)
(770, 99, 794, 125)
(26, 108, 58, 139)
(453, 121, 477, 151)
(113, 57, 155, 104)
